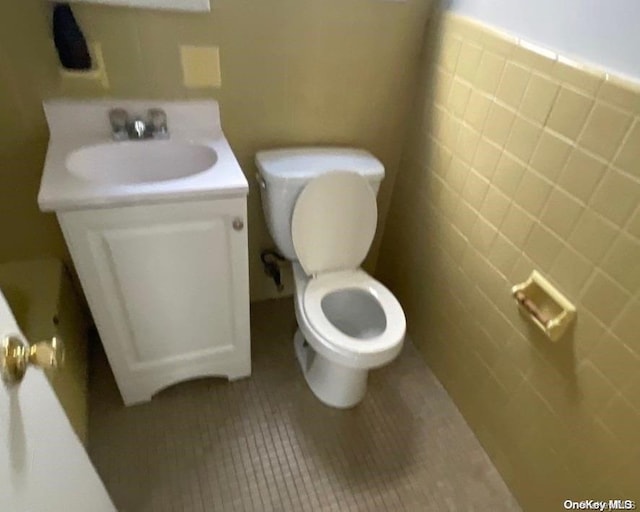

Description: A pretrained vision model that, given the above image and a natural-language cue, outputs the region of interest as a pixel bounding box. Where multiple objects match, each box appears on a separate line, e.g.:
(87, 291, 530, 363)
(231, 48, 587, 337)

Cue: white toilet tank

(255, 147, 385, 260)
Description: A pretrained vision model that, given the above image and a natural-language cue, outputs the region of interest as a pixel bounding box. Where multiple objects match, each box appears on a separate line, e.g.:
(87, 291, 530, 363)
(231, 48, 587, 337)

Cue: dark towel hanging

(52, 3, 92, 70)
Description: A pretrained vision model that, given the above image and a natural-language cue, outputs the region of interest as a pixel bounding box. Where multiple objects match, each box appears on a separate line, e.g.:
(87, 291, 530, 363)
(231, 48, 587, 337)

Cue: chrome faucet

(108, 108, 169, 141)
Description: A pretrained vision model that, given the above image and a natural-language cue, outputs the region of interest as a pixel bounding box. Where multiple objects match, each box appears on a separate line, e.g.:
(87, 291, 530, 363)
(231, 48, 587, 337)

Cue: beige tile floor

(88, 298, 521, 512)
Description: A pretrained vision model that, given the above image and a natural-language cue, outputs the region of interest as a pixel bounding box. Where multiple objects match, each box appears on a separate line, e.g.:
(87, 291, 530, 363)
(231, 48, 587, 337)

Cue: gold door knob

(1, 335, 64, 386)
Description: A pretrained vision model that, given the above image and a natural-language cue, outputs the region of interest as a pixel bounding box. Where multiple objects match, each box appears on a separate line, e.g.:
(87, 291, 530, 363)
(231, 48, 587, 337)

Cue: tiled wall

(378, 11, 640, 510)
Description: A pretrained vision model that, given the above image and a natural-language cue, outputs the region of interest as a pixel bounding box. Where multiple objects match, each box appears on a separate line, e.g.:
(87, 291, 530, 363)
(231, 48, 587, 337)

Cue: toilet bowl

(292, 264, 405, 408)
(255, 148, 406, 408)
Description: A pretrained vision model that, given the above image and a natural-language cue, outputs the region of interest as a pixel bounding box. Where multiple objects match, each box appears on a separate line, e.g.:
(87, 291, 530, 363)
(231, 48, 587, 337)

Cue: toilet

(255, 147, 406, 408)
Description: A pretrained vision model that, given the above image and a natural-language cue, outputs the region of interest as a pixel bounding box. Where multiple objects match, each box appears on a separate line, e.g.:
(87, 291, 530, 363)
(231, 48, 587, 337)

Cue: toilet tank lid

(255, 147, 384, 184)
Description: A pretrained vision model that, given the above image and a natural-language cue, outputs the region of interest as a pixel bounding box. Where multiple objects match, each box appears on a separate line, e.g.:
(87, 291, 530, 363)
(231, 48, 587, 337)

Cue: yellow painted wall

(0, 1, 67, 262)
(378, 10, 640, 510)
(0, 0, 432, 301)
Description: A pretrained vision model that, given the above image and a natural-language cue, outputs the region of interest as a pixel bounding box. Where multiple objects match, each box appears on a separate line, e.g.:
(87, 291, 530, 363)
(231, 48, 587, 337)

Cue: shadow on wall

(0, 0, 68, 263)
(522, 320, 579, 406)
(375, 0, 444, 344)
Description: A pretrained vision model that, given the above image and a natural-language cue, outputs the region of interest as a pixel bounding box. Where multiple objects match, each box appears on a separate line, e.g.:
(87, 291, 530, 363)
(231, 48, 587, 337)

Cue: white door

(0, 290, 115, 512)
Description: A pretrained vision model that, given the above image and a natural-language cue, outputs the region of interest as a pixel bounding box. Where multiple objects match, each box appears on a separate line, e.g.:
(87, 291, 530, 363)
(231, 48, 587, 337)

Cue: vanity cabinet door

(58, 198, 250, 405)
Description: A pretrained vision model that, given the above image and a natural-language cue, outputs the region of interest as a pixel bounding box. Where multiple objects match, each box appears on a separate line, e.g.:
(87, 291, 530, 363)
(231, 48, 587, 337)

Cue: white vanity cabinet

(39, 99, 250, 406)
(58, 197, 250, 405)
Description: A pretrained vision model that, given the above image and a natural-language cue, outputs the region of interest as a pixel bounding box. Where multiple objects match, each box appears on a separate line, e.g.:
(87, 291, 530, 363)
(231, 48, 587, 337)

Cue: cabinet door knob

(232, 218, 244, 231)
(1, 335, 64, 386)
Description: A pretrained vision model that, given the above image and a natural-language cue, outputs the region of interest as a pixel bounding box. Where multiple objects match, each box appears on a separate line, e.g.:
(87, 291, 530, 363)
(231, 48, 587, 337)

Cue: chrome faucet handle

(108, 107, 168, 141)
(129, 118, 147, 140)
(108, 108, 129, 141)
(147, 108, 169, 139)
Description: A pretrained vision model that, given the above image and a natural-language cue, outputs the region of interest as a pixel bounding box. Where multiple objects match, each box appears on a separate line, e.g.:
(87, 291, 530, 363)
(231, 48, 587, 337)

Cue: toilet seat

(291, 171, 405, 370)
(302, 270, 405, 365)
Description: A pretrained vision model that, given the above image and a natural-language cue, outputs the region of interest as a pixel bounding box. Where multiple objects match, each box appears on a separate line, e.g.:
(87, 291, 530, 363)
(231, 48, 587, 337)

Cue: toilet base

(294, 329, 368, 408)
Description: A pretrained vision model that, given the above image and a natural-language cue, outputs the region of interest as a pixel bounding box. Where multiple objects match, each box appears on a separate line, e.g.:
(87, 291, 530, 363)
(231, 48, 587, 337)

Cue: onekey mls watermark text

(563, 500, 636, 511)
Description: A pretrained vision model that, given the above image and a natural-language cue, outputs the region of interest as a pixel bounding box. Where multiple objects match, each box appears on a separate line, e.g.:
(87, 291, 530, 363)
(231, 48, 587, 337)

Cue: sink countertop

(38, 99, 248, 212)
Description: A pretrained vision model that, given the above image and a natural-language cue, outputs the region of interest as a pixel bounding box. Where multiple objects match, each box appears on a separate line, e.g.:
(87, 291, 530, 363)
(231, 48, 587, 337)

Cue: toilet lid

(292, 171, 377, 276)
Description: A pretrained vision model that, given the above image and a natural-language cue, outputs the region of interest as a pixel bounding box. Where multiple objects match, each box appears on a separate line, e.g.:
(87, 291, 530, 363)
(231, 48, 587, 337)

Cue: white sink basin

(38, 100, 248, 211)
(66, 140, 218, 185)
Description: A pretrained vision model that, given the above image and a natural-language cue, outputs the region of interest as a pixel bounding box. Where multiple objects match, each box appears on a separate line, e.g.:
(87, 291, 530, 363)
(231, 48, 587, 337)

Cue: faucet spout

(130, 119, 147, 139)
(108, 107, 170, 141)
